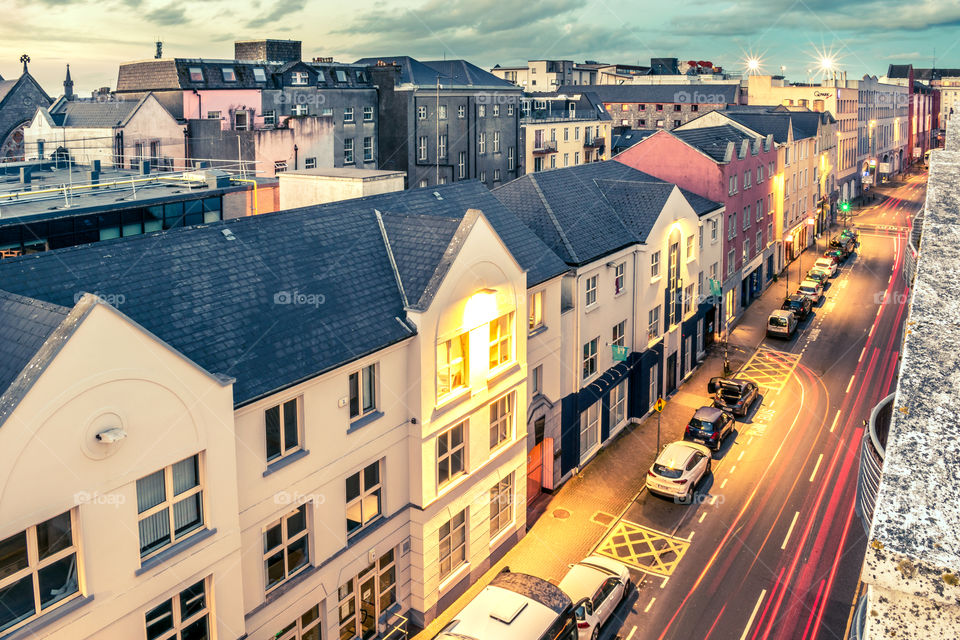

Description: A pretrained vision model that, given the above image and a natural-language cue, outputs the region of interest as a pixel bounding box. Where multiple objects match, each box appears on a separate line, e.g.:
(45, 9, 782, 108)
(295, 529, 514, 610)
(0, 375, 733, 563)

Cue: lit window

(0, 512, 79, 635)
(437, 423, 465, 487)
(439, 510, 467, 580)
(585, 275, 598, 306)
(263, 505, 310, 591)
(583, 337, 598, 379)
(265, 398, 300, 462)
(348, 363, 376, 419)
(437, 333, 468, 397)
(136, 455, 204, 558)
(488, 313, 514, 369)
(145, 578, 209, 640)
(346, 460, 382, 536)
(221, 67, 237, 82)
(188, 67, 203, 82)
(489, 474, 514, 539)
(528, 291, 543, 331)
(489, 393, 514, 450)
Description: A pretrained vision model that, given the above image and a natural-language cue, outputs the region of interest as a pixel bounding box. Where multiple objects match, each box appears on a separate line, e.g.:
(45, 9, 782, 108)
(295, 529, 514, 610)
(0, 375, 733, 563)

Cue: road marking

(858, 347, 865, 362)
(740, 589, 768, 640)
(748, 437, 754, 445)
(729, 466, 736, 474)
(644, 598, 655, 613)
(720, 478, 728, 489)
(768, 400, 775, 408)
(809, 454, 824, 482)
(846, 374, 856, 393)
(781, 511, 801, 550)
(868, 323, 875, 338)
(661, 576, 669, 588)
(709, 495, 718, 505)
(738, 451, 745, 461)
(688, 531, 696, 539)
(830, 410, 841, 433)
(699, 512, 707, 523)
(595, 519, 691, 577)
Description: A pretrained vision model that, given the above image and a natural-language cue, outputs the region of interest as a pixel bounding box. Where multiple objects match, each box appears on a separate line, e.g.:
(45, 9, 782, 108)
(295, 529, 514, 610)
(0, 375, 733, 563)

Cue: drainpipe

(294, 144, 299, 171)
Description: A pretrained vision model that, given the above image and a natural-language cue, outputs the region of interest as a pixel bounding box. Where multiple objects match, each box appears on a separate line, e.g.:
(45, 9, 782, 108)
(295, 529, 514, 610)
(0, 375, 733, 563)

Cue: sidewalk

(411, 239, 832, 639)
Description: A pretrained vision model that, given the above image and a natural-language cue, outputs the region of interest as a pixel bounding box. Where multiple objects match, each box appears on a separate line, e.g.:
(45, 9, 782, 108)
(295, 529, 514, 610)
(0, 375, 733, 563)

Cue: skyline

(3, 0, 960, 94)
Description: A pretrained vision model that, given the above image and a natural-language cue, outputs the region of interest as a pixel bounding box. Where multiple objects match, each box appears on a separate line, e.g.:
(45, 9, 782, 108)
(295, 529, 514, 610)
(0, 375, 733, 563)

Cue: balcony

(532, 140, 558, 154)
(584, 136, 605, 149)
(855, 393, 892, 534)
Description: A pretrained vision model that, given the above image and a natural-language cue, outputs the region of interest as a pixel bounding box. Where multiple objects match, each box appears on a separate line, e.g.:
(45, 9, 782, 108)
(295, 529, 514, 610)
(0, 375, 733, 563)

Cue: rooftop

(279, 167, 406, 180)
(357, 56, 520, 90)
(556, 83, 739, 105)
(672, 124, 765, 162)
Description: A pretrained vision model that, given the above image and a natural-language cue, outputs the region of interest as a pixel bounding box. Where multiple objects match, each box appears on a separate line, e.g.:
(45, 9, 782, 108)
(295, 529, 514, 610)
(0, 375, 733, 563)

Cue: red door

(527, 442, 543, 506)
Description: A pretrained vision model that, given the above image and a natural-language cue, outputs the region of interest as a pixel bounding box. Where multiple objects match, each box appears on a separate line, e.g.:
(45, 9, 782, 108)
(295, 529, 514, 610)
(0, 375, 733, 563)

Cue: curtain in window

(138, 510, 170, 555)
(172, 457, 198, 495)
(137, 470, 166, 513)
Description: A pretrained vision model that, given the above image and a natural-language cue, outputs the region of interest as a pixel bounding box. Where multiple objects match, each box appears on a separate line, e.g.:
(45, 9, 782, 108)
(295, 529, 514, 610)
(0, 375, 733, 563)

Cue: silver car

(646, 441, 712, 502)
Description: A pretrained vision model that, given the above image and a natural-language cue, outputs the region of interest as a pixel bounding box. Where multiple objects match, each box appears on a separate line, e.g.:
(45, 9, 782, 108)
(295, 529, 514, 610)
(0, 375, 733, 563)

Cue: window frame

(221, 67, 237, 82)
(264, 397, 302, 463)
(488, 312, 515, 371)
(363, 136, 374, 162)
(489, 474, 514, 540)
(348, 363, 377, 420)
(585, 274, 598, 307)
(274, 603, 323, 640)
(650, 251, 661, 279)
(439, 510, 467, 581)
(437, 422, 466, 489)
(363, 105, 374, 122)
(582, 337, 599, 379)
(437, 332, 469, 399)
(346, 460, 383, 537)
(343, 106, 355, 123)
(144, 577, 210, 640)
(489, 392, 514, 451)
(579, 401, 600, 455)
(648, 305, 661, 341)
(344, 138, 355, 164)
(136, 454, 205, 560)
(612, 320, 626, 348)
(528, 290, 544, 331)
(262, 504, 310, 592)
(610, 380, 627, 429)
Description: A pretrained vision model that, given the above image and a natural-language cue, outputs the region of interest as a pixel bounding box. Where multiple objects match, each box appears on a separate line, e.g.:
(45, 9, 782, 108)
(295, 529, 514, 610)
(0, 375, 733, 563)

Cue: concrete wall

(278, 171, 404, 209)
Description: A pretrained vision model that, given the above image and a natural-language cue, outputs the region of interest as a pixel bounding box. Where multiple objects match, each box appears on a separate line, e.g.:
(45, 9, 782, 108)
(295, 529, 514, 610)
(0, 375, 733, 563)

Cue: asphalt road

(596, 173, 925, 640)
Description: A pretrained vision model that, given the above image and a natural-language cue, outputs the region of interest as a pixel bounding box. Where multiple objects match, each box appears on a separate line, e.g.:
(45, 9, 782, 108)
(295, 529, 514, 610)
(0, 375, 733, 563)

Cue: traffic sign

(654, 397, 666, 413)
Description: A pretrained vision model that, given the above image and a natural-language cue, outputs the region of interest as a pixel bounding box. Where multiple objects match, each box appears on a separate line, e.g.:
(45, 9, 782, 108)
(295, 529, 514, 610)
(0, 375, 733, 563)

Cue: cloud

(246, 0, 306, 28)
(145, 3, 188, 25)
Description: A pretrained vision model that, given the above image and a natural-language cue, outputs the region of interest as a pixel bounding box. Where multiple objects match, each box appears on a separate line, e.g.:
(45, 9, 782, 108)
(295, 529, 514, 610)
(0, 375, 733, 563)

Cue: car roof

(693, 405, 724, 421)
(770, 309, 793, 318)
(657, 441, 707, 467)
(558, 564, 609, 602)
(799, 280, 819, 288)
(444, 582, 564, 637)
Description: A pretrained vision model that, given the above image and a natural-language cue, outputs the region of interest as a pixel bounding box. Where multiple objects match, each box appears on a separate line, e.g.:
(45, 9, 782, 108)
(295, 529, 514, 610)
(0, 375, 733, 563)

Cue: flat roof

(280, 167, 406, 180)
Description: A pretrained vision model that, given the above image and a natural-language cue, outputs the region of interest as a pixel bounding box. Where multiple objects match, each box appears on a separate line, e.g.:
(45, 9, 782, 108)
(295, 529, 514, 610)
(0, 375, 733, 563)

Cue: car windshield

(800, 286, 814, 293)
(653, 463, 683, 479)
(689, 417, 715, 432)
(770, 316, 788, 327)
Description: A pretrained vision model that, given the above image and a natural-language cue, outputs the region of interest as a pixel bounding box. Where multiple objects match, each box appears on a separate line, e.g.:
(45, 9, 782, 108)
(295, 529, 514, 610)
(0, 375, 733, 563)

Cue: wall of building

(521, 118, 611, 173)
(278, 172, 404, 209)
(0, 75, 51, 161)
(253, 116, 335, 176)
(183, 89, 266, 130)
(605, 101, 724, 130)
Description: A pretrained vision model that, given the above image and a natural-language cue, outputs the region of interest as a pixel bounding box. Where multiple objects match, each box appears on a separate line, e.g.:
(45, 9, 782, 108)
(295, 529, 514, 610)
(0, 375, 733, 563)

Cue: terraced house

(0, 181, 550, 639)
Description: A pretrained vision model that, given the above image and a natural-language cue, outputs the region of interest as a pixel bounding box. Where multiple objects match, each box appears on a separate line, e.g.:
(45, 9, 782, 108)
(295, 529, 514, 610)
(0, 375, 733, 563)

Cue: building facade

(856, 76, 909, 187)
(520, 92, 612, 173)
(0, 61, 52, 162)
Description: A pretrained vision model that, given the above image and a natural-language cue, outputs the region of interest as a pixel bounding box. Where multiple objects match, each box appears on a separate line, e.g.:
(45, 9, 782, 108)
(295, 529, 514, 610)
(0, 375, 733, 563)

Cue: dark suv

(782, 294, 813, 320)
(685, 406, 735, 450)
(708, 378, 759, 417)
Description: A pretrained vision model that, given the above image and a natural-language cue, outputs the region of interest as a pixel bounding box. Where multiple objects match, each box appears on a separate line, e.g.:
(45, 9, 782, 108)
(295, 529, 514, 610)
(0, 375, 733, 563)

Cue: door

(685, 336, 693, 375)
(359, 575, 377, 639)
(665, 353, 677, 394)
(527, 440, 543, 506)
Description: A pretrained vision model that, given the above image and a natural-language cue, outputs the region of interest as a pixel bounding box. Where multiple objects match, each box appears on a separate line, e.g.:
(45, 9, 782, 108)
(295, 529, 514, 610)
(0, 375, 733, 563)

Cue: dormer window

(253, 67, 267, 82)
(221, 67, 237, 82)
(291, 71, 309, 86)
(356, 70, 367, 82)
(316, 69, 325, 82)
(335, 69, 348, 82)
(188, 67, 204, 82)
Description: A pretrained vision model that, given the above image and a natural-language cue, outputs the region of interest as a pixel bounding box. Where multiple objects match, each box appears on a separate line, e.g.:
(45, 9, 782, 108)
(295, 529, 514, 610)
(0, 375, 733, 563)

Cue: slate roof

(355, 56, 518, 89)
(117, 59, 280, 92)
(60, 99, 140, 127)
(0, 181, 563, 406)
(493, 161, 717, 266)
(610, 128, 656, 154)
(672, 124, 760, 162)
(0, 80, 15, 105)
(720, 107, 821, 142)
(556, 83, 739, 105)
(886, 64, 912, 79)
(0, 290, 70, 395)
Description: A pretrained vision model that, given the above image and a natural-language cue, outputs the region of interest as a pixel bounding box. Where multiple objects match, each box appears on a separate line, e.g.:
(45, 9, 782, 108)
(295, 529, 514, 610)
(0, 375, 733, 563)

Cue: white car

(646, 441, 712, 502)
(558, 555, 631, 640)
(797, 279, 823, 304)
(813, 257, 838, 277)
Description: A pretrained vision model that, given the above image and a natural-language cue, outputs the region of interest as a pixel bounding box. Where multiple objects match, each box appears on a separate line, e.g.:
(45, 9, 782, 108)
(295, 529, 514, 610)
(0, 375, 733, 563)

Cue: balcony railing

(532, 140, 558, 154)
(856, 393, 893, 534)
(584, 136, 605, 149)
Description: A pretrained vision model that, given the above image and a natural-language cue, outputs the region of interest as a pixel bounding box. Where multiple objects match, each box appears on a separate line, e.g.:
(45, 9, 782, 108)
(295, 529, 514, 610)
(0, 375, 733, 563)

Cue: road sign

(654, 397, 666, 412)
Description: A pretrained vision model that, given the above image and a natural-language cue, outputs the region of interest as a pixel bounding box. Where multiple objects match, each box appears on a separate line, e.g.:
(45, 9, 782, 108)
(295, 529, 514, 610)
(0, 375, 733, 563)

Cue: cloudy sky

(3, 0, 960, 94)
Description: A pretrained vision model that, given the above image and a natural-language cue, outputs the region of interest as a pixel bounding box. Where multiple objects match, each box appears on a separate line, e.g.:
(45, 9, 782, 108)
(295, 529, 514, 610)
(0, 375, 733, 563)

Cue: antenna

(155, 40, 163, 59)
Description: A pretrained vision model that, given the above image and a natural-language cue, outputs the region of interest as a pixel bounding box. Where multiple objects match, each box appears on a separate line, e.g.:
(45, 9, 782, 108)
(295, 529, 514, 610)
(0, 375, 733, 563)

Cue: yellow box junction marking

(595, 520, 691, 577)
(736, 347, 802, 393)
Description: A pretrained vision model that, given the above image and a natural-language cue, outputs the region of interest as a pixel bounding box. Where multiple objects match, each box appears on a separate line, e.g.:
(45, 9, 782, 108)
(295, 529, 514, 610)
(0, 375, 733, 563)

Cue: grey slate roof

(611, 128, 655, 154)
(886, 64, 912, 79)
(0, 290, 70, 395)
(355, 56, 517, 89)
(556, 83, 739, 105)
(0, 80, 15, 105)
(60, 99, 140, 127)
(0, 180, 564, 406)
(493, 161, 715, 266)
(720, 106, 823, 143)
(672, 124, 760, 162)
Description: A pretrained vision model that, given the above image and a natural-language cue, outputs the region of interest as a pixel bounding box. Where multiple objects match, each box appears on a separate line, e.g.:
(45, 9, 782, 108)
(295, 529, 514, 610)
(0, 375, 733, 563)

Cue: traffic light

(840, 201, 851, 212)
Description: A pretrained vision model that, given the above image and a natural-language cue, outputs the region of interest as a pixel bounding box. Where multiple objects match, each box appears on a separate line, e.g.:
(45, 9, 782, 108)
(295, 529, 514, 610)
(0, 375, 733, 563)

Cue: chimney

(19, 167, 32, 187)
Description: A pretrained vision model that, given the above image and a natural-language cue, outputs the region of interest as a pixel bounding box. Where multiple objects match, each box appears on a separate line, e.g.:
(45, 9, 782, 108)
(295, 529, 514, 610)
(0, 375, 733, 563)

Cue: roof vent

(433, 191, 443, 200)
(221, 228, 237, 241)
(490, 600, 526, 624)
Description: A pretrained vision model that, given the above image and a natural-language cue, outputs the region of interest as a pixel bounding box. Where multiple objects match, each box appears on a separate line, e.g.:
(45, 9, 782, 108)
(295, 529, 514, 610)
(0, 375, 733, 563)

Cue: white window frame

(439, 510, 467, 581)
(418, 136, 428, 161)
(343, 106, 355, 123)
(344, 138, 355, 164)
(610, 380, 627, 429)
(457, 151, 466, 179)
(418, 105, 427, 120)
(614, 262, 625, 294)
(437, 422, 466, 488)
(493, 130, 501, 153)
(651, 250, 661, 279)
(488, 312, 514, 370)
(710, 219, 718, 242)
(363, 105, 374, 122)
(531, 364, 543, 395)
(263, 504, 310, 592)
(438, 134, 447, 159)
(144, 578, 210, 640)
(489, 392, 514, 451)
(493, 104, 500, 117)
(348, 363, 377, 420)
(363, 137, 374, 162)
(438, 104, 447, 120)
(264, 398, 300, 463)
(291, 71, 309, 86)
(612, 320, 626, 348)
(528, 291, 544, 331)
(274, 603, 322, 640)
(585, 274, 598, 307)
(437, 333, 469, 399)
(579, 402, 600, 456)
(686, 235, 695, 262)
(489, 474, 514, 540)
(458, 104, 466, 118)
(346, 460, 382, 537)
(648, 305, 661, 340)
(478, 132, 486, 154)
(684, 283, 694, 315)
(582, 337, 598, 379)
(136, 454, 205, 559)
(304, 157, 316, 169)
(508, 146, 515, 170)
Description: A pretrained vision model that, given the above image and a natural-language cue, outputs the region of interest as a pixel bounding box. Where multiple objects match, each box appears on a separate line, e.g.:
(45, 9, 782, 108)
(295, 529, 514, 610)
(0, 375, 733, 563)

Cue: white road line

(709, 495, 718, 505)
(809, 454, 824, 482)
(740, 589, 768, 640)
(869, 323, 876, 338)
(720, 478, 728, 489)
(781, 512, 801, 550)
(748, 437, 754, 445)
(661, 576, 669, 589)
(738, 451, 745, 461)
(846, 374, 856, 393)
(858, 347, 865, 362)
(688, 530, 696, 539)
(644, 597, 656, 614)
(768, 400, 775, 408)
(626, 625, 638, 640)
(699, 512, 707, 523)
(830, 410, 841, 433)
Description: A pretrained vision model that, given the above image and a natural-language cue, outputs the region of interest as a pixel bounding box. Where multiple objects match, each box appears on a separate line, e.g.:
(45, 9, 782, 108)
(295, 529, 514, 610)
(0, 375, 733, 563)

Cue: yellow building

(520, 92, 612, 173)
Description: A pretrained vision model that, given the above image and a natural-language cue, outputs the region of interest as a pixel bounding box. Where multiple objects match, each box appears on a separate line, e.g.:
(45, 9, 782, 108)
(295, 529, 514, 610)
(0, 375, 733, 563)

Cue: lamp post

(804, 217, 815, 276)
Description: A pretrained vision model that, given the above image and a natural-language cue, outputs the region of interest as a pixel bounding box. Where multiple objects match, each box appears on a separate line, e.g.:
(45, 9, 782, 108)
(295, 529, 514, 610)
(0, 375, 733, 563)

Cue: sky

(3, 0, 960, 94)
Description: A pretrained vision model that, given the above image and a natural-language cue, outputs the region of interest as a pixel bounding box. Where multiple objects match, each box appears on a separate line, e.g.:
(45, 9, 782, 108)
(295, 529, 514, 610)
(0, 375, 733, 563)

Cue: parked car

(813, 257, 838, 277)
(646, 441, 712, 502)
(708, 377, 760, 416)
(782, 294, 813, 320)
(684, 406, 735, 450)
(805, 269, 830, 286)
(767, 309, 798, 339)
(558, 556, 631, 640)
(823, 248, 848, 263)
(797, 279, 823, 304)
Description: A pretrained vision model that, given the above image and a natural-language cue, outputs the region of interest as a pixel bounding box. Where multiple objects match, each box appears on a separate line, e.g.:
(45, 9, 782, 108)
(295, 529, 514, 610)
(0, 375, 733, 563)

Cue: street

(593, 173, 925, 640)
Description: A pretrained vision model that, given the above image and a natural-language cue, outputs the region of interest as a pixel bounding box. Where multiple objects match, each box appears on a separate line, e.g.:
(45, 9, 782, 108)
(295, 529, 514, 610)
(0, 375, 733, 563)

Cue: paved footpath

(412, 223, 844, 639)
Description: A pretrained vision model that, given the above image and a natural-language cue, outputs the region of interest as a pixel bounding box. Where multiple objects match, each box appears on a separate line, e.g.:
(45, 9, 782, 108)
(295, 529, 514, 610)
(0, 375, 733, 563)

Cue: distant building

(0, 59, 52, 162)
(519, 91, 612, 172)
(882, 65, 937, 163)
(900, 66, 960, 134)
(854, 76, 909, 185)
(490, 58, 733, 91)
(359, 56, 523, 189)
(610, 128, 656, 155)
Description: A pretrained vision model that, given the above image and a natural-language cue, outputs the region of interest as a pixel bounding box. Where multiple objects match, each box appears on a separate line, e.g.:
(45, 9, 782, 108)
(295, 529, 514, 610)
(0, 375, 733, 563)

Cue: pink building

(615, 125, 777, 326)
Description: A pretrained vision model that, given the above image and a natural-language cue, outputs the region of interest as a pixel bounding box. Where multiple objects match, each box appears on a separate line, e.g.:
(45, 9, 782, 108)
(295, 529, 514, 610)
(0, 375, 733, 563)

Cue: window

(686, 235, 695, 261)
(563, 153, 569, 167)
(234, 110, 248, 131)
(507, 104, 514, 116)
(711, 219, 718, 241)
(291, 71, 309, 85)
(489, 474, 514, 539)
(274, 603, 322, 640)
(582, 337, 598, 379)
(727, 249, 735, 276)
(728, 213, 737, 239)
(221, 67, 237, 82)
(337, 550, 397, 639)
(614, 262, 625, 294)
(145, 579, 209, 640)
(363, 105, 374, 122)
(744, 238, 751, 261)
(493, 104, 500, 117)
(489, 393, 514, 450)
(418, 179, 428, 188)
(612, 320, 626, 348)
(494, 168, 501, 182)
(458, 104, 465, 118)
(265, 398, 300, 462)
(648, 305, 661, 340)
(684, 283, 694, 315)
(757, 164, 764, 182)
(137, 455, 204, 558)
(585, 274, 598, 306)
(692, 104, 699, 112)
(488, 313, 514, 369)
(335, 69, 348, 82)
(743, 206, 751, 230)
(304, 157, 316, 169)
(439, 510, 467, 580)
(0, 511, 79, 634)
(493, 130, 501, 153)
(756, 231, 763, 254)
(434, 425, 467, 496)
(579, 402, 599, 454)
(610, 380, 627, 428)
(418, 136, 427, 161)
(478, 132, 486, 154)
(344, 106, 354, 123)
(508, 146, 515, 171)
(206, 110, 221, 120)
(478, 104, 486, 117)
(438, 134, 447, 158)
(188, 67, 203, 82)
(348, 364, 376, 419)
(418, 105, 427, 120)
(757, 199, 763, 221)
(253, 67, 267, 83)
(263, 505, 310, 591)
(263, 110, 276, 126)
(531, 365, 543, 395)
(673, 120, 681, 128)
(710, 262, 718, 282)
(346, 460, 382, 536)
(575, 151, 580, 165)
(656, 104, 664, 111)
(437, 104, 447, 120)
(344, 138, 355, 164)
(529, 291, 544, 331)
(292, 104, 308, 116)
(437, 333, 468, 397)
(651, 250, 661, 278)
(728, 174, 737, 195)
(275, 161, 288, 173)
(359, 137, 372, 162)
(457, 151, 466, 179)
(321, 107, 333, 117)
